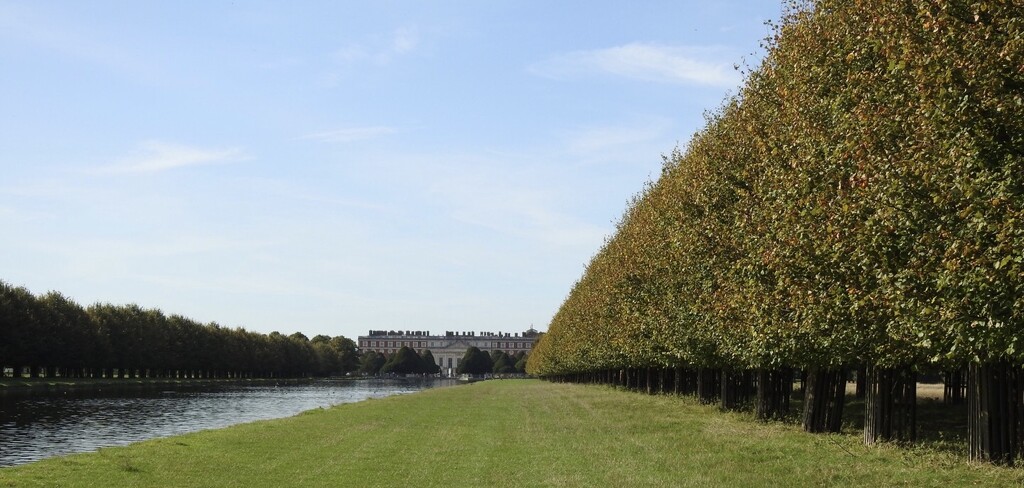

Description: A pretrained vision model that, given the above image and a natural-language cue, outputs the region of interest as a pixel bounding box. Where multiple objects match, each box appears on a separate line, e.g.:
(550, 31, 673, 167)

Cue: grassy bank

(1, 380, 1021, 487)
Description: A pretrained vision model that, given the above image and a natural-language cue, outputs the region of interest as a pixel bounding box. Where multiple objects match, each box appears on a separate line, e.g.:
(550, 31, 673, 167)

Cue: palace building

(357, 328, 539, 376)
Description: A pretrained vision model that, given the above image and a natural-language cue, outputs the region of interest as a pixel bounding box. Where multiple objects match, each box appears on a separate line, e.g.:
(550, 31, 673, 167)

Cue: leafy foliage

(457, 347, 493, 375)
(0, 280, 360, 378)
(528, 0, 1024, 376)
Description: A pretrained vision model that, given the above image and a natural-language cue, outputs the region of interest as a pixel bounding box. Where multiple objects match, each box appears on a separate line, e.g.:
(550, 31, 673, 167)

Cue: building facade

(357, 328, 538, 376)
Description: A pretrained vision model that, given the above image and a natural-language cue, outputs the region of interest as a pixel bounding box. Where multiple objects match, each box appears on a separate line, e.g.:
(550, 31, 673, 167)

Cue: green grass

(1, 380, 1021, 487)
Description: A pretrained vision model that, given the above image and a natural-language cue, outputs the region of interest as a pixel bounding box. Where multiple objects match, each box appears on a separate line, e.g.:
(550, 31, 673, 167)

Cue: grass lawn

(1, 379, 1021, 487)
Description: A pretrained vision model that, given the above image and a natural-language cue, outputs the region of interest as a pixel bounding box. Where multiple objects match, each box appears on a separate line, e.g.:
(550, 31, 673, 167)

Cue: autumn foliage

(526, 0, 1023, 461)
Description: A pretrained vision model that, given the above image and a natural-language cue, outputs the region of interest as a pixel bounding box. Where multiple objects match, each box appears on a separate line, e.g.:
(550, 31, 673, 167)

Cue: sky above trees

(0, 1, 782, 340)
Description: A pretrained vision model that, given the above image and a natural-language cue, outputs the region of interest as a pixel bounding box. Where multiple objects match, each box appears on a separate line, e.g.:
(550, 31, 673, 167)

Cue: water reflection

(0, 378, 454, 467)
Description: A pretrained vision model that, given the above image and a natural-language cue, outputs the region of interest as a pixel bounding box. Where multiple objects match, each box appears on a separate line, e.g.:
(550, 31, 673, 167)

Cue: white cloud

(439, 174, 609, 250)
(299, 126, 396, 143)
(566, 118, 673, 154)
(98, 141, 246, 174)
(333, 27, 419, 66)
(530, 42, 741, 87)
(0, 3, 163, 83)
(378, 152, 611, 251)
(68, 235, 274, 259)
(334, 44, 370, 63)
(391, 27, 419, 54)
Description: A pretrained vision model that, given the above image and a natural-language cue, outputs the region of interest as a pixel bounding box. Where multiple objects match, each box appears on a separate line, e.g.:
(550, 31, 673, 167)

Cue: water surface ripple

(0, 378, 453, 467)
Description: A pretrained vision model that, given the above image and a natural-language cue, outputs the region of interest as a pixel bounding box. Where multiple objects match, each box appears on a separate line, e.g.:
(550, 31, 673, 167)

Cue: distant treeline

(0, 280, 359, 379)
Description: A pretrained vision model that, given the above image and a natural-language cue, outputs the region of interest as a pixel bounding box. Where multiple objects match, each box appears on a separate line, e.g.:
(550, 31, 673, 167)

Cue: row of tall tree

(528, 0, 1023, 464)
(0, 280, 359, 379)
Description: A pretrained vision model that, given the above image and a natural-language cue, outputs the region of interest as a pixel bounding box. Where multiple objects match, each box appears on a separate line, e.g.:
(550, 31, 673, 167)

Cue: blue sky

(0, 1, 782, 340)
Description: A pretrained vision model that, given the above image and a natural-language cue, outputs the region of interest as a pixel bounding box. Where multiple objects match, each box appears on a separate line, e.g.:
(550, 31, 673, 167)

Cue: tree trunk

(855, 365, 867, 399)
(968, 362, 1022, 465)
(697, 368, 720, 404)
(680, 368, 698, 396)
(802, 367, 846, 433)
(756, 368, 792, 421)
(864, 365, 916, 444)
(721, 369, 753, 411)
(944, 368, 967, 405)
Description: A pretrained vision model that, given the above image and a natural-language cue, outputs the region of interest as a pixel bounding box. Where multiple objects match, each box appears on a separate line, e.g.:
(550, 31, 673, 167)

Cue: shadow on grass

(780, 386, 971, 457)
(617, 381, 973, 458)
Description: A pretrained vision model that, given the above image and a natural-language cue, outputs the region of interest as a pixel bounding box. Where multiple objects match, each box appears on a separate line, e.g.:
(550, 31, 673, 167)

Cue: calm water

(0, 378, 455, 467)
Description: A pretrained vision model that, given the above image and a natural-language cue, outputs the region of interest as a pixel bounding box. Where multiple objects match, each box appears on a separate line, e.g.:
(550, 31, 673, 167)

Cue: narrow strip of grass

(1, 380, 1021, 487)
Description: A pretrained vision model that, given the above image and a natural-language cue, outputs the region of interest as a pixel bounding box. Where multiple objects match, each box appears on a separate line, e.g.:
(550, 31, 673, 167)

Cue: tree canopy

(527, 0, 1024, 377)
(0, 280, 360, 379)
(457, 347, 493, 375)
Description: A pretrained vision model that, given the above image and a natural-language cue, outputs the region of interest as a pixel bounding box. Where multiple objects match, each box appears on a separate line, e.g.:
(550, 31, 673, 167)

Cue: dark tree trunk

(968, 362, 1022, 465)
(679, 368, 698, 396)
(802, 367, 846, 433)
(721, 369, 753, 411)
(855, 365, 867, 399)
(756, 368, 792, 421)
(944, 368, 967, 405)
(864, 365, 917, 444)
(697, 368, 720, 404)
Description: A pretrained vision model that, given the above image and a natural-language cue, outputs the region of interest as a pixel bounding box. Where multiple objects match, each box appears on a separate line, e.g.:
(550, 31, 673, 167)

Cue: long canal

(0, 377, 455, 467)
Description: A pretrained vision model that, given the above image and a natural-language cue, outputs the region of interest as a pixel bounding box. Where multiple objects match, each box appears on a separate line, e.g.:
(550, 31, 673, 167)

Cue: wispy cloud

(379, 152, 611, 251)
(530, 42, 740, 87)
(0, 3, 163, 83)
(98, 141, 246, 174)
(299, 126, 396, 143)
(391, 27, 419, 55)
(333, 27, 420, 66)
(566, 118, 672, 154)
